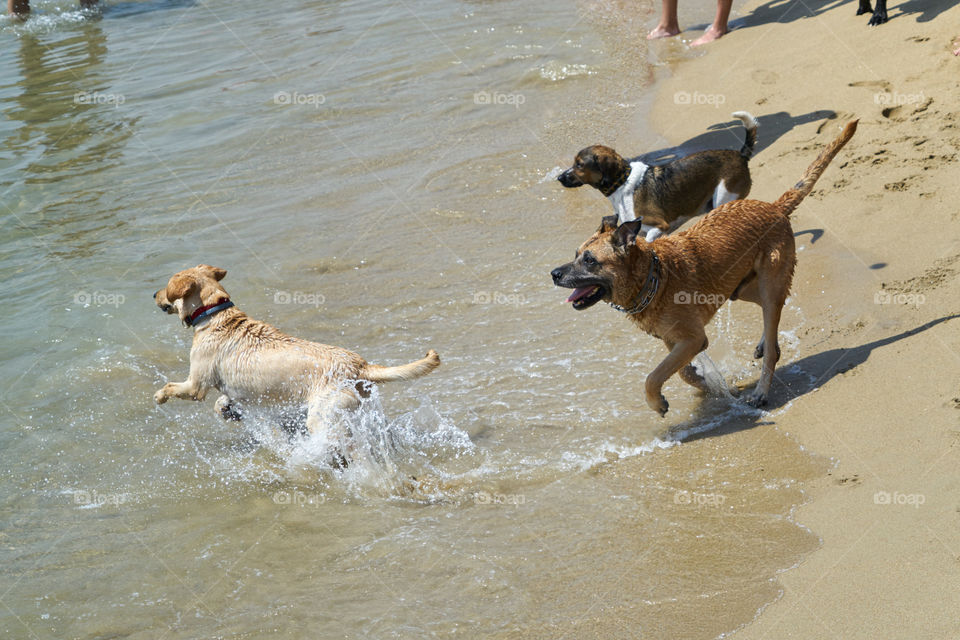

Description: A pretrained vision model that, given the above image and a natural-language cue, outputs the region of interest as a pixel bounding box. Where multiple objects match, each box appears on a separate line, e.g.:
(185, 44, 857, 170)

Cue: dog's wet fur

(552, 120, 858, 415)
(153, 264, 440, 458)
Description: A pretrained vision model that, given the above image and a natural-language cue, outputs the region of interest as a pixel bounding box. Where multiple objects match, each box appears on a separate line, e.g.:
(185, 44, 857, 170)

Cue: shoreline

(645, 0, 960, 638)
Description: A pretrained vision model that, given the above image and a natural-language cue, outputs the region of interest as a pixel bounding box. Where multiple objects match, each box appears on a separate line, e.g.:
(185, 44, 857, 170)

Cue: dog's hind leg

(748, 299, 783, 408)
(214, 394, 243, 421)
(646, 336, 708, 416)
(306, 389, 361, 467)
(711, 180, 739, 210)
(747, 251, 792, 407)
(728, 272, 777, 360)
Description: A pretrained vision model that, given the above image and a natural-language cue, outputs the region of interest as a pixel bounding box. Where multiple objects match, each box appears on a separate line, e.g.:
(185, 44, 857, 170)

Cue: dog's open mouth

(565, 285, 606, 310)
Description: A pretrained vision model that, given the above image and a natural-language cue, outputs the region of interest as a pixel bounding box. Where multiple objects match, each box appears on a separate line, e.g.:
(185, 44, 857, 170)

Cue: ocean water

(1, 1, 826, 638)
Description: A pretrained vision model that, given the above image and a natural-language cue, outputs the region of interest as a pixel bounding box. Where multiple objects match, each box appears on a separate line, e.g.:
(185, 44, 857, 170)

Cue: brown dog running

(557, 112, 757, 242)
(551, 120, 858, 415)
(152, 264, 440, 436)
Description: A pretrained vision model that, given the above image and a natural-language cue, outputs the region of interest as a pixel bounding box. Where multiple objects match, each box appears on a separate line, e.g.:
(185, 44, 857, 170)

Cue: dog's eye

(582, 252, 597, 268)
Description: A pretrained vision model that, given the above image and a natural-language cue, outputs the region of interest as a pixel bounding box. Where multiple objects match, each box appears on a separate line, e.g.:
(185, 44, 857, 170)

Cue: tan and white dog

(558, 111, 758, 242)
(551, 120, 857, 415)
(152, 264, 440, 437)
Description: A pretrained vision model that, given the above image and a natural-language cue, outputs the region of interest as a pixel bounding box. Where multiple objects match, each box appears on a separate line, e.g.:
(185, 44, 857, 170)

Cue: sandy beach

(642, 0, 960, 636)
(2, 1, 957, 637)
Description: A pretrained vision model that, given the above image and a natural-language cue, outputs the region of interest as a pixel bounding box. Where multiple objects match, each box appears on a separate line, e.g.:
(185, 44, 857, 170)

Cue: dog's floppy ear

(196, 264, 227, 281)
(598, 215, 619, 233)
(165, 273, 200, 301)
(611, 220, 644, 253)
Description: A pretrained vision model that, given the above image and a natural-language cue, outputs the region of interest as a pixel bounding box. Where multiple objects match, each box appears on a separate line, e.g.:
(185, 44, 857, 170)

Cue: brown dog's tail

(732, 111, 758, 159)
(362, 350, 441, 383)
(774, 119, 858, 217)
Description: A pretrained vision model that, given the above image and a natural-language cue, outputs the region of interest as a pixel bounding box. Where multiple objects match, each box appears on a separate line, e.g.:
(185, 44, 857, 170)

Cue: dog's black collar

(599, 162, 631, 197)
(608, 253, 661, 315)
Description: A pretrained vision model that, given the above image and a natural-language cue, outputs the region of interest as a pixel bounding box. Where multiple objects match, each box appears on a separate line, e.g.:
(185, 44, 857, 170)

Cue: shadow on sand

(689, 0, 954, 36)
(640, 109, 837, 165)
(676, 313, 959, 442)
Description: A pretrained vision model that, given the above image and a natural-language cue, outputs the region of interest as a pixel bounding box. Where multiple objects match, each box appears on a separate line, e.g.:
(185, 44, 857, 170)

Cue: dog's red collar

(187, 298, 234, 326)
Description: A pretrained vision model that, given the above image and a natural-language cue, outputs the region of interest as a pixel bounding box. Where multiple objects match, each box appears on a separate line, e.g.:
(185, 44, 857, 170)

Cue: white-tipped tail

(731, 110, 758, 131)
(731, 111, 759, 159)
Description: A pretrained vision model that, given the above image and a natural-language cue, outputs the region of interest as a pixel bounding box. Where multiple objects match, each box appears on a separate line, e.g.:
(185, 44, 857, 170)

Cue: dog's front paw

(647, 394, 669, 416)
(154, 389, 168, 405)
(746, 390, 768, 408)
(856, 0, 872, 15)
(867, 10, 887, 25)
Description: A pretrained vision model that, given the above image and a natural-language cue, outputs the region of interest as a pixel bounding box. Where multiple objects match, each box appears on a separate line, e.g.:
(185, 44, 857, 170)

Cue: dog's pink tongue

(566, 286, 598, 303)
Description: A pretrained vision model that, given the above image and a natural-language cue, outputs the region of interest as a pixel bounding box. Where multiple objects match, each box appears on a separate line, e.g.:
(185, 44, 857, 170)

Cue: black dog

(857, 0, 887, 25)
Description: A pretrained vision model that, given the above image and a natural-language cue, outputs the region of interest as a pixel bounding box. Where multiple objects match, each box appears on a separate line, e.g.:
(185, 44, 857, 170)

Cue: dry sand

(641, 0, 960, 637)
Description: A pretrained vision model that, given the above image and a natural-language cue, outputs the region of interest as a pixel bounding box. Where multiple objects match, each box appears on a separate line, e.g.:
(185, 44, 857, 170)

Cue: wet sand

(640, 0, 960, 636)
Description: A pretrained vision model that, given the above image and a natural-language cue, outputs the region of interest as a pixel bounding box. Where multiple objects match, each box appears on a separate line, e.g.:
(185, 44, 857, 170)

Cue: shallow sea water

(1, 1, 827, 637)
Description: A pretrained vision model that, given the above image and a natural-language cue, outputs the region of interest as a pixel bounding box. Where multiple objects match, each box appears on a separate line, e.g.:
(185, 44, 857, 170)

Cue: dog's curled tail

(774, 119, 858, 217)
(732, 111, 758, 159)
(362, 350, 441, 383)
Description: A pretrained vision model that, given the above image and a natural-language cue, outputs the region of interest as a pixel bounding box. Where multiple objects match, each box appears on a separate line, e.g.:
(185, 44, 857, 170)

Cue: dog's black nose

(551, 267, 564, 285)
(557, 169, 580, 188)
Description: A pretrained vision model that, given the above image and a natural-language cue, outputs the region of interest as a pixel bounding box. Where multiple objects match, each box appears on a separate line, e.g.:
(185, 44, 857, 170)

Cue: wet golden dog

(153, 264, 440, 435)
(551, 120, 857, 415)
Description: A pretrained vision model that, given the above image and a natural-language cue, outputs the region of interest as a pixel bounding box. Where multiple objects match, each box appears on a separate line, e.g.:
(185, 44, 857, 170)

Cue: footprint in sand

(750, 69, 778, 85)
(848, 79, 892, 92)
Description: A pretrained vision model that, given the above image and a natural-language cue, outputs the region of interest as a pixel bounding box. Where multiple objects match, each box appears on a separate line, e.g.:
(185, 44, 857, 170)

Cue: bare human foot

(691, 25, 728, 46)
(691, 0, 731, 47)
(648, 0, 680, 40)
(648, 23, 681, 39)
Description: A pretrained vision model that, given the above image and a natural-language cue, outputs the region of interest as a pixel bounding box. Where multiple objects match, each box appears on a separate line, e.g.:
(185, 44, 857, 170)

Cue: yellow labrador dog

(153, 265, 440, 436)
